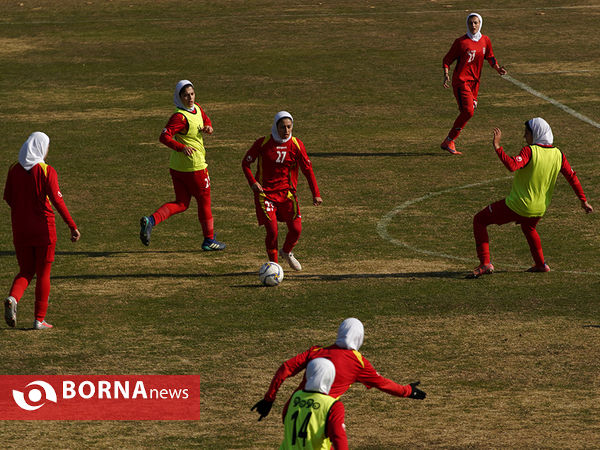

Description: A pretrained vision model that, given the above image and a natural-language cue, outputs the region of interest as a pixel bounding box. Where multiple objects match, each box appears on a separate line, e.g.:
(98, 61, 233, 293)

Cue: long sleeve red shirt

(443, 35, 497, 86)
(4, 162, 77, 246)
(242, 135, 320, 198)
(159, 104, 212, 152)
(326, 401, 348, 450)
(495, 145, 587, 201)
(265, 344, 413, 420)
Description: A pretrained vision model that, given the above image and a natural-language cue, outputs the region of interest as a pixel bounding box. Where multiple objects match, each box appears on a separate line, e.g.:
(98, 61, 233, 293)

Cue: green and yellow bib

(506, 145, 562, 217)
(169, 106, 207, 172)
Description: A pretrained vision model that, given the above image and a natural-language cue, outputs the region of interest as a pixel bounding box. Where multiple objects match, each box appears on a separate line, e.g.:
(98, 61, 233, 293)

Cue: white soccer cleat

(34, 320, 53, 330)
(280, 250, 302, 271)
(4, 296, 17, 328)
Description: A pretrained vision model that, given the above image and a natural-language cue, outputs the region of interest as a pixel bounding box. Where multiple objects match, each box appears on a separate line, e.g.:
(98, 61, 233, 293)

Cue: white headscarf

(19, 132, 50, 171)
(271, 111, 293, 144)
(335, 318, 364, 351)
(528, 117, 554, 145)
(304, 358, 336, 394)
(173, 79, 195, 112)
(466, 13, 483, 42)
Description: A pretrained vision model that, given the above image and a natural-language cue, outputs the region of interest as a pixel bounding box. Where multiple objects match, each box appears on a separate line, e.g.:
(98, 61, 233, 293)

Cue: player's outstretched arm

(408, 381, 427, 400)
(251, 399, 273, 421)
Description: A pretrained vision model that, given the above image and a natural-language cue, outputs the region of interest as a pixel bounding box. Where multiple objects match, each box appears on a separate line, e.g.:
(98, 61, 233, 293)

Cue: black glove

(251, 399, 273, 421)
(408, 381, 426, 400)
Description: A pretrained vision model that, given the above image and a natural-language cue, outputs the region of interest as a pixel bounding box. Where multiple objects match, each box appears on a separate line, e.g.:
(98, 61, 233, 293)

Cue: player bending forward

(252, 318, 426, 422)
(470, 118, 593, 278)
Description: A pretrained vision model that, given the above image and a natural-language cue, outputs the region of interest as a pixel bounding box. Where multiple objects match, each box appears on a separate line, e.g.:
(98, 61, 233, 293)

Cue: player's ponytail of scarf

(19, 131, 50, 171)
(304, 358, 336, 395)
(335, 318, 364, 351)
(466, 13, 483, 42)
(173, 79, 195, 112)
(527, 117, 554, 146)
(271, 110, 293, 144)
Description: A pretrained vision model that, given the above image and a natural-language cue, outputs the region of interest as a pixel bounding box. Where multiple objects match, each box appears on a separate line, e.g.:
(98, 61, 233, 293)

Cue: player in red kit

(139, 79, 225, 251)
(4, 132, 80, 330)
(251, 318, 426, 422)
(242, 111, 322, 270)
(441, 13, 507, 155)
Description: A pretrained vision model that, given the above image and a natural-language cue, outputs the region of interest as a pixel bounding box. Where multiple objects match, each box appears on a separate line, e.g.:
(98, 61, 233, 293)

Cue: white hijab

(271, 110, 293, 144)
(466, 13, 483, 42)
(528, 117, 554, 145)
(304, 358, 336, 394)
(335, 318, 364, 351)
(19, 132, 50, 171)
(173, 79, 195, 112)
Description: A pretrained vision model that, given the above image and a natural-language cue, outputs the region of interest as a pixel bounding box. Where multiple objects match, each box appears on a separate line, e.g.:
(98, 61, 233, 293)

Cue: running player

(252, 318, 426, 422)
(441, 13, 507, 155)
(242, 111, 322, 271)
(4, 132, 81, 330)
(470, 119, 593, 278)
(140, 79, 225, 251)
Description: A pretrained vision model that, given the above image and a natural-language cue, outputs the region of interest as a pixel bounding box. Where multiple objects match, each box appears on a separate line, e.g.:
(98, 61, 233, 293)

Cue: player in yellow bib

(139, 80, 225, 251)
(470, 118, 593, 277)
(281, 358, 348, 450)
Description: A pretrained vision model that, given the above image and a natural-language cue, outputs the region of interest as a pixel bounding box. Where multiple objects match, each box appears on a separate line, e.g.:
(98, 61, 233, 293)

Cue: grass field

(1, 0, 599, 447)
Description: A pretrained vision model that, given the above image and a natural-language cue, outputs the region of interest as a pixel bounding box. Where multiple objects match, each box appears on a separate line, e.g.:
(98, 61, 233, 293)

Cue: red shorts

(254, 191, 300, 225)
(453, 80, 480, 112)
(15, 243, 56, 268)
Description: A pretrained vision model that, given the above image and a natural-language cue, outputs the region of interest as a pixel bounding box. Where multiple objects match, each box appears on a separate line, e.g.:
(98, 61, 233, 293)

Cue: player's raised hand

(408, 381, 426, 400)
(492, 127, 502, 150)
(251, 399, 273, 421)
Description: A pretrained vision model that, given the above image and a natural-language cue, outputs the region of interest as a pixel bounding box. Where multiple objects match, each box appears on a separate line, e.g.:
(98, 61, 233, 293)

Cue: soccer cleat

(140, 216, 153, 246)
(34, 320, 53, 330)
(280, 250, 302, 271)
(4, 296, 17, 328)
(202, 236, 226, 251)
(526, 263, 550, 273)
(441, 138, 462, 155)
(468, 263, 494, 279)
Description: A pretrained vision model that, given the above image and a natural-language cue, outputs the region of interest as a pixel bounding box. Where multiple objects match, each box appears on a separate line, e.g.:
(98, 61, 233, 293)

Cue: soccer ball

(259, 262, 284, 286)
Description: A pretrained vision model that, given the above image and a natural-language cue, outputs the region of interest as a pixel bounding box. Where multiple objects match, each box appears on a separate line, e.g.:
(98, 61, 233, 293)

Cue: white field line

(502, 75, 600, 130)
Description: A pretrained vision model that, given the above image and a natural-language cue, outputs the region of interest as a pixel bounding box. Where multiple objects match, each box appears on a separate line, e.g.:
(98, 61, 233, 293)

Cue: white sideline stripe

(502, 74, 600, 130)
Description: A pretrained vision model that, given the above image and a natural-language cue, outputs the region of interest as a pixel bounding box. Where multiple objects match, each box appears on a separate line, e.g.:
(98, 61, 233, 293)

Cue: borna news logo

(12, 380, 58, 411)
(1, 375, 200, 420)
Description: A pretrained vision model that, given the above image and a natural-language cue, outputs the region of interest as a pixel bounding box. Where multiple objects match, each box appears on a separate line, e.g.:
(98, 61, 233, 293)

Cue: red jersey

(264, 344, 412, 407)
(443, 35, 497, 85)
(242, 135, 320, 199)
(4, 162, 77, 246)
(159, 103, 212, 153)
(495, 145, 587, 201)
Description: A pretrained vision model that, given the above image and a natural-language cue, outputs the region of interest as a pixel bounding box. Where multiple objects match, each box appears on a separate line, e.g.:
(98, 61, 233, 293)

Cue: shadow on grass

(51, 270, 466, 280)
(0, 250, 209, 257)
(310, 151, 443, 158)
